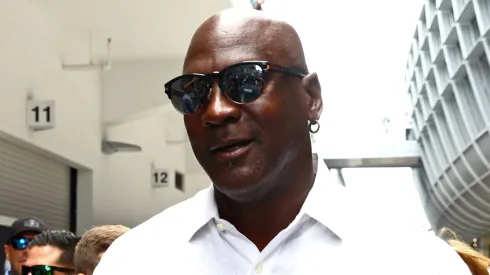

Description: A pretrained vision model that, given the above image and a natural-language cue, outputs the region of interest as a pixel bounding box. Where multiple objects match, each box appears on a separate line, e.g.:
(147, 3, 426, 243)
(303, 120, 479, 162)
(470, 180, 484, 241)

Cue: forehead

(14, 232, 38, 239)
(25, 246, 63, 267)
(184, 18, 280, 74)
(184, 50, 270, 75)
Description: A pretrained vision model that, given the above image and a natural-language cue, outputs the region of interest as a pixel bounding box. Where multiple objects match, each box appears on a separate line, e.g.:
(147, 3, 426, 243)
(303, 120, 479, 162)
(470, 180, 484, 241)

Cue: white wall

(95, 105, 209, 227)
(102, 58, 182, 123)
(0, 215, 17, 227)
(0, 0, 101, 233)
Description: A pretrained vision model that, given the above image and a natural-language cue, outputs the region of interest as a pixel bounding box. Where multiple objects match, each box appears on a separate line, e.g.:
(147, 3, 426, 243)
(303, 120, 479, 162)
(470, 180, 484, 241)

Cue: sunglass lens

(12, 237, 31, 249)
(168, 76, 209, 114)
(22, 266, 54, 275)
(220, 64, 264, 103)
(33, 267, 53, 275)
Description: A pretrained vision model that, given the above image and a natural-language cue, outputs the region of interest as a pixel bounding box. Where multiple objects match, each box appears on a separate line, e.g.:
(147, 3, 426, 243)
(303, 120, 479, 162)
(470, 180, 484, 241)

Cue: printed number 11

(32, 106, 51, 122)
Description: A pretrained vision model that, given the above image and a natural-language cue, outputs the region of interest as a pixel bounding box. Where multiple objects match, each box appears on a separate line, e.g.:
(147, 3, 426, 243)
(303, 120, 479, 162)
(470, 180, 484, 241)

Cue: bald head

(183, 9, 307, 74)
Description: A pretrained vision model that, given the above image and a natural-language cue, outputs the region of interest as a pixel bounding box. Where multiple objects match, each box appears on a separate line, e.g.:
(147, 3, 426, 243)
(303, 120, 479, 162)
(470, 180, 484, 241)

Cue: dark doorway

(175, 171, 185, 192)
(0, 225, 11, 275)
(69, 168, 77, 233)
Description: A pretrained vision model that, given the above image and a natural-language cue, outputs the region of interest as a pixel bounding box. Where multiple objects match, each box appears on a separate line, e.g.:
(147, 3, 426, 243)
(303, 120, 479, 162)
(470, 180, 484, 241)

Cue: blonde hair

(75, 225, 130, 275)
(439, 227, 490, 275)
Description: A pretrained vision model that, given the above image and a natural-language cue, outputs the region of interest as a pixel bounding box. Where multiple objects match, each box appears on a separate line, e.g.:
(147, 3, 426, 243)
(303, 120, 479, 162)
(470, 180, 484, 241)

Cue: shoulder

(366, 226, 471, 275)
(341, 199, 471, 275)
(420, 232, 472, 274)
(350, 227, 470, 275)
(93, 189, 208, 275)
(126, 191, 202, 240)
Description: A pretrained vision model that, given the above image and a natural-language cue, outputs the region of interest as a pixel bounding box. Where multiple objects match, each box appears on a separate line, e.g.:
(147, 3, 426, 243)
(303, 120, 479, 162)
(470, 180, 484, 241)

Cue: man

(94, 9, 472, 274)
(22, 230, 80, 275)
(3, 218, 48, 275)
(74, 225, 129, 275)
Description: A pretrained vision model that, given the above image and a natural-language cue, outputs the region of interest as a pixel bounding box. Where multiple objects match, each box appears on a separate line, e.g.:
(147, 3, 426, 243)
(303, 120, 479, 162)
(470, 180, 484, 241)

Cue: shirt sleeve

(430, 235, 472, 275)
(92, 236, 130, 275)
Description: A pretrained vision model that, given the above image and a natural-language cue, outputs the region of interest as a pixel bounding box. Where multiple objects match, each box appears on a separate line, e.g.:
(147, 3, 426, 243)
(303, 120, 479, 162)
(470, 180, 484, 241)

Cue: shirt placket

(247, 216, 313, 275)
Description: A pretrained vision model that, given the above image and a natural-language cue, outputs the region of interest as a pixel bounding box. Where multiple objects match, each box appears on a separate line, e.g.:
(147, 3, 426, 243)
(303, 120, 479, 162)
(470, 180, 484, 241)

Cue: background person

(74, 225, 129, 275)
(3, 218, 47, 275)
(23, 230, 80, 275)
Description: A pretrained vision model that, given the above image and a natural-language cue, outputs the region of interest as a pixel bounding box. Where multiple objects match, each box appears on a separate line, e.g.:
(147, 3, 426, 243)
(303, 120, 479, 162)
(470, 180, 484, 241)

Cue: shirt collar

(185, 184, 217, 240)
(185, 154, 350, 241)
(299, 154, 349, 240)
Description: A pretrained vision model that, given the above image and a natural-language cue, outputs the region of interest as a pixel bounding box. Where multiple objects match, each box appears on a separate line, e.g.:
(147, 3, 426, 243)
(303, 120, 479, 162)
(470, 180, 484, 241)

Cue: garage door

(0, 138, 70, 230)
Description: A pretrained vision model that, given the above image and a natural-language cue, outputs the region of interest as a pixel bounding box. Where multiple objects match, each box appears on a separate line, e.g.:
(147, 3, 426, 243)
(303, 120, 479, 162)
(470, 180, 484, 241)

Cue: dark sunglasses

(9, 236, 33, 250)
(22, 265, 74, 275)
(164, 61, 306, 114)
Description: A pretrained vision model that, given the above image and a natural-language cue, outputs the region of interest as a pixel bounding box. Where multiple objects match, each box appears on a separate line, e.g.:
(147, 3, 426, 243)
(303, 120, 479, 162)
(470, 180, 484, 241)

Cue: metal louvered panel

(0, 138, 70, 230)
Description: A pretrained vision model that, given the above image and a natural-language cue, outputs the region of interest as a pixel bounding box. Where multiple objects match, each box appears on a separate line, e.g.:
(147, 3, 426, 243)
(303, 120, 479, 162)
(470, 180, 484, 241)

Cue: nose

(202, 82, 241, 127)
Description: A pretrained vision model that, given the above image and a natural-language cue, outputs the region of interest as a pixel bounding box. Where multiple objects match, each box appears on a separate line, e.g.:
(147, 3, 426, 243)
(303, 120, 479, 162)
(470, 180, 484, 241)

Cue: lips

(209, 139, 254, 160)
(210, 139, 253, 153)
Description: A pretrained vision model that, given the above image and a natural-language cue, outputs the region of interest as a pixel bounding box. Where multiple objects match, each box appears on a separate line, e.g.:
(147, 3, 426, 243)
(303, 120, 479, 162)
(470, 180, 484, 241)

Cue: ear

(301, 72, 322, 121)
(4, 244, 10, 260)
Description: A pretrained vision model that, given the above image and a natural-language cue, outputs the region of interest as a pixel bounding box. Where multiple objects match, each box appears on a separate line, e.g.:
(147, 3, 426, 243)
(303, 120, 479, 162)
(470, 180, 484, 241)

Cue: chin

(212, 166, 271, 202)
(216, 183, 265, 202)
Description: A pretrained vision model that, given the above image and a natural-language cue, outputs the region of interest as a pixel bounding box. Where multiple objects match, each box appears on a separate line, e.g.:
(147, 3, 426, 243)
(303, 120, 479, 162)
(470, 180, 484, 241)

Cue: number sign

(152, 169, 170, 187)
(26, 100, 55, 130)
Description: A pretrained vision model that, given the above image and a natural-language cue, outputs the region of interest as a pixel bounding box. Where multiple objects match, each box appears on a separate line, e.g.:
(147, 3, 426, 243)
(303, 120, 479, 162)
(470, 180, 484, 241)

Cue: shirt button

(254, 263, 263, 274)
(216, 223, 225, 231)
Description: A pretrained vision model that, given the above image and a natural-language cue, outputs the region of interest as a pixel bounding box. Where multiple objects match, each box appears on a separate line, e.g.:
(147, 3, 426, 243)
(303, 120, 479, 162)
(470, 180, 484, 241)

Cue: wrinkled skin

(182, 9, 323, 250)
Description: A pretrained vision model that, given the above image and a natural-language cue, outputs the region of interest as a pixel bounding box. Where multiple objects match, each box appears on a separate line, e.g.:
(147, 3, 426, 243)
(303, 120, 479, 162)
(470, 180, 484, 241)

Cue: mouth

(210, 139, 253, 160)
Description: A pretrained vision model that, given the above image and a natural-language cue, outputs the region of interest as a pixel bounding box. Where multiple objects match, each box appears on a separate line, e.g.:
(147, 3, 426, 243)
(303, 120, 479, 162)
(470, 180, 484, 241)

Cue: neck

(215, 151, 316, 251)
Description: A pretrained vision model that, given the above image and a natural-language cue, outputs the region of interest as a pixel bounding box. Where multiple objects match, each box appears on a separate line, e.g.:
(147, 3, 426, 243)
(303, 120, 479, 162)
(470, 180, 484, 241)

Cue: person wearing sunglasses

(93, 9, 472, 275)
(22, 230, 80, 275)
(3, 218, 47, 275)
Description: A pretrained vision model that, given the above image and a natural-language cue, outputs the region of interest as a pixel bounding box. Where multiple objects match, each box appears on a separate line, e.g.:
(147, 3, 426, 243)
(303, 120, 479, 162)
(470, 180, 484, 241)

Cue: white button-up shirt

(94, 157, 471, 275)
(3, 259, 10, 275)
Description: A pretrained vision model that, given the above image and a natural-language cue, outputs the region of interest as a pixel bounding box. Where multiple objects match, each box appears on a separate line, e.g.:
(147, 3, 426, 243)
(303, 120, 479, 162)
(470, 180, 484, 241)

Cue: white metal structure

(323, 141, 421, 168)
(406, 0, 490, 239)
(0, 138, 71, 230)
